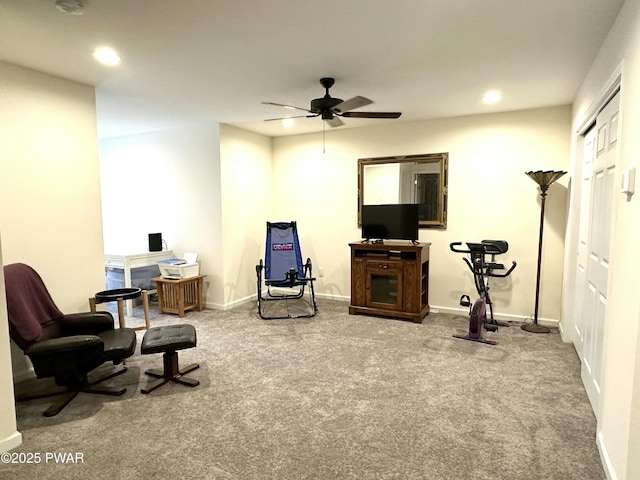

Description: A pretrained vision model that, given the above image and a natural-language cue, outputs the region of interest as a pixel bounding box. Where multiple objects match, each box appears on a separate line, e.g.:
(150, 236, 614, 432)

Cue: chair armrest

(60, 312, 115, 336)
(25, 335, 103, 357)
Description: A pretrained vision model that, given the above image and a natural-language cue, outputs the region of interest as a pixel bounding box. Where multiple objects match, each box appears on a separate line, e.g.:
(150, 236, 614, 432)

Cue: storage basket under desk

(153, 274, 206, 317)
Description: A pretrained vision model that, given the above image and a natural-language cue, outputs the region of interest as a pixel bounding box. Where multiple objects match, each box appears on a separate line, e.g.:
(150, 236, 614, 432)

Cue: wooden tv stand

(349, 241, 430, 323)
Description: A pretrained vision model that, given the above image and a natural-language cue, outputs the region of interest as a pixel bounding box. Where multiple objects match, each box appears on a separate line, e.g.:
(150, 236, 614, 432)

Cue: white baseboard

(430, 304, 560, 329)
(205, 294, 256, 311)
(315, 292, 350, 302)
(204, 296, 559, 329)
(557, 321, 571, 343)
(0, 431, 22, 453)
(597, 431, 617, 480)
(204, 291, 351, 312)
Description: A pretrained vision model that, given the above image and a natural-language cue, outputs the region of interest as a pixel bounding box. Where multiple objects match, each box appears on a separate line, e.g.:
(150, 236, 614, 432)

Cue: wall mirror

(358, 152, 448, 229)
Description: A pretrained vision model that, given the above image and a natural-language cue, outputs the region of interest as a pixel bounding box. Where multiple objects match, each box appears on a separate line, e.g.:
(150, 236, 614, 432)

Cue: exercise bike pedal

(485, 323, 498, 332)
(459, 295, 471, 308)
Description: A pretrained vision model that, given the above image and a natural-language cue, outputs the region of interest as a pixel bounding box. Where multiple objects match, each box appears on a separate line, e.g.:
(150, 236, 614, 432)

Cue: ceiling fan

(262, 77, 402, 127)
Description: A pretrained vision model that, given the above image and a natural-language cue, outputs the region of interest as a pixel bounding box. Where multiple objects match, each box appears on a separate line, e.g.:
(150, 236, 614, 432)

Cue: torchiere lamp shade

(526, 170, 567, 193)
(523, 170, 566, 333)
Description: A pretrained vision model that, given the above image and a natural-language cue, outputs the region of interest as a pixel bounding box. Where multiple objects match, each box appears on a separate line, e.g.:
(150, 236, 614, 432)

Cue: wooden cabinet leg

(196, 278, 204, 311)
(142, 290, 151, 329)
(157, 284, 165, 314)
(178, 283, 185, 317)
(117, 298, 125, 329)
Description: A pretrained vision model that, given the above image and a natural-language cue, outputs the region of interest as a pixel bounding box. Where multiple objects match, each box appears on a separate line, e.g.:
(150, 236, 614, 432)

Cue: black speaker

(148, 233, 162, 252)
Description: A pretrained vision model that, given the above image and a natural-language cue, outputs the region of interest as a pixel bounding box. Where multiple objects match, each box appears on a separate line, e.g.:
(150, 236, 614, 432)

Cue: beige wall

(272, 106, 571, 322)
(219, 125, 273, 306)
(0, 61, 106, 311)
(569, 0, 640, 478)
(99, 125, 223, 306)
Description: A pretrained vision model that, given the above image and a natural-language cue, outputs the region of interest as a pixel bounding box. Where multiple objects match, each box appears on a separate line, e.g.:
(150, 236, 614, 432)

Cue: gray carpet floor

(6, 298, 605, 479)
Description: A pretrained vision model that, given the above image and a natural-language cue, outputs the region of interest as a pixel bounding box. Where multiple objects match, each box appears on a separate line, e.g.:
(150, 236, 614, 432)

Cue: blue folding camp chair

(256, 221, 318, 319)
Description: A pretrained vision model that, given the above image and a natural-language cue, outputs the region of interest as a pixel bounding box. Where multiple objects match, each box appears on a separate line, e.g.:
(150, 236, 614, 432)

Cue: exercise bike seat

(481, 240, 509, 255)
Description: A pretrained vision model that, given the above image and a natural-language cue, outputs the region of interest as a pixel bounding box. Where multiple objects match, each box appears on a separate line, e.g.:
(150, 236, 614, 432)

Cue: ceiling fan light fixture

(482, 90, 502, 104)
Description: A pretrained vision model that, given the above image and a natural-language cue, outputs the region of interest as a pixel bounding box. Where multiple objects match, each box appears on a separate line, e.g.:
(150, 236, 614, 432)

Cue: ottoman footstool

(140, 324, 200, 394)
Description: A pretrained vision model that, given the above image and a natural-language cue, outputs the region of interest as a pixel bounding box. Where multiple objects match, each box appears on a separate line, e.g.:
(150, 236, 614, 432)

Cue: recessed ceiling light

(93, 47, 121, 66)
(482, 90, 502, 104)
(282, 118, 295, 128)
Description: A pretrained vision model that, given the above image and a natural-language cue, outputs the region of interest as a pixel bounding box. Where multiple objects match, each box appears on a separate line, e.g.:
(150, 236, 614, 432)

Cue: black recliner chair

(4, 263, 137, 417)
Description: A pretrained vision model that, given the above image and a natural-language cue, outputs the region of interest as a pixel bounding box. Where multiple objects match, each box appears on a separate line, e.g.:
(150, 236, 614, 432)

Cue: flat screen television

(361, 203, 419, 242)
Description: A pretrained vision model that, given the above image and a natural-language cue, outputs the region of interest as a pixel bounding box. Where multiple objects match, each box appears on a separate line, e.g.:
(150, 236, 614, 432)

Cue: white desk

(104, 250, 175, 315)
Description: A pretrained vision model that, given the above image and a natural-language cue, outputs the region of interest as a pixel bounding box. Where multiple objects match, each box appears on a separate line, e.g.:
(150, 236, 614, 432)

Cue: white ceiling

(0, 0, 625, 139)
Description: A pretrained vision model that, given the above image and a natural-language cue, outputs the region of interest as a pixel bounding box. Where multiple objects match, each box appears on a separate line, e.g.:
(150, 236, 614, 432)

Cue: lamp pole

(522, 170, 566, 334)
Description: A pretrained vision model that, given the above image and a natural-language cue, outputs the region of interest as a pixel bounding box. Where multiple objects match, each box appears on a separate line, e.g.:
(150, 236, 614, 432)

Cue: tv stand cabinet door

(365, 260, 404, 312)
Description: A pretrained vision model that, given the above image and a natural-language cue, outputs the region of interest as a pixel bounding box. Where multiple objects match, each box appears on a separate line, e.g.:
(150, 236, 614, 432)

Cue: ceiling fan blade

(325, 116, 345, 128)
(332, 96, 373, 113)
(262, 101, 311, 113)
(264, 114, 319, 122)
(341, 111, 402, 119)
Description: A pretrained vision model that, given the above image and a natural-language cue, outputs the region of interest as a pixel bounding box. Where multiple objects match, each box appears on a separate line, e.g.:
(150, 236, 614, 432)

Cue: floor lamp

(522, 170, 566, 333)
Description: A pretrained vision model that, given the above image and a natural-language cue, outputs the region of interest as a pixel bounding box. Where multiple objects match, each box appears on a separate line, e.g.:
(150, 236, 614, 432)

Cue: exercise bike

(449, 241, 517, 345)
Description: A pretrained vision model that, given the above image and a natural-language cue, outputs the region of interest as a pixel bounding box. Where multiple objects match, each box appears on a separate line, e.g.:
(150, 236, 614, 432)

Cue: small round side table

(89, 287, 151, 331)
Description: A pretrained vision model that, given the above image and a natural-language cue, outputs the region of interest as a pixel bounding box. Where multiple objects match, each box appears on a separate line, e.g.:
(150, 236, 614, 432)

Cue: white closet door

(573, 127, 595, 359)
(580, 91, 619, 418)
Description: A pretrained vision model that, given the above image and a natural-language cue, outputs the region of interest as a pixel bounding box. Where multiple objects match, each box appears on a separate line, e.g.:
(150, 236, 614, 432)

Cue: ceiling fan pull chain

(323, 122, 326, 154)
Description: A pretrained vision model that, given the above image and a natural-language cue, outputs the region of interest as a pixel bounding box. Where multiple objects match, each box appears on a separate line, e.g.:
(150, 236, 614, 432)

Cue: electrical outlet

(318, 266, 325, 277)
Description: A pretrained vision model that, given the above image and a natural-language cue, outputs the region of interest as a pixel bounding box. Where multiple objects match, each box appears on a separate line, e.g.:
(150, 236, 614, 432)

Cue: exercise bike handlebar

(450, 241, 517, 277)
(487, 260, 517, 277)
(449, 242, 469, 253)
